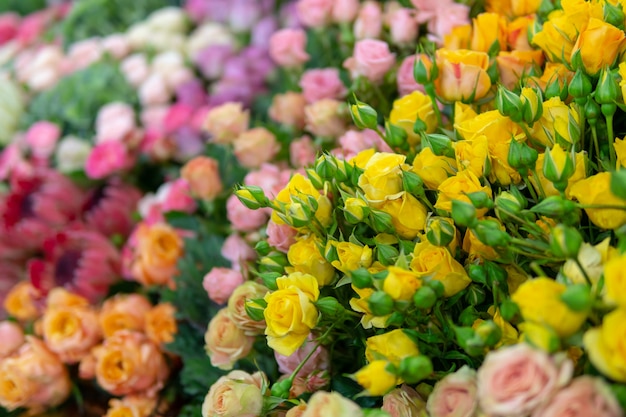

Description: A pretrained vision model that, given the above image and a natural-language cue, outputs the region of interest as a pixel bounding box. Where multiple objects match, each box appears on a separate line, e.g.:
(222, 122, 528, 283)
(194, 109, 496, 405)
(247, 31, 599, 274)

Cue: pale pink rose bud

(181, 156, 223, 200)
(204, 102, 249, 144)
(275, 336, 330, 378)
(201, 370, 265, 417)
(85, 141, 134, 179)
(331, 0, 360, 23)
(531, 376, 622, 417)
(427, 365, 477, 417)
(139, 73, 172, 106)
(354, 2, 383, 40)
(269, 28, 310, 68)
(296, 0, 334, 28)
(299, 68, 347, 104)
(226, 194, 268, 232)
(101, 34, 131, 59)
(477, 344, 573, 417)
(382, 385, 427, 417)
(290, 136, 318, 167)
(304, 99, 348, 138)
(343, 39, 395, 83)
(269, 92, 307, 128)
(233, 127, 280, 169)
(96, 102, 136, 144)
(121, 53, 150, 87)
(221, 234, 257, 268)
(203, 267, 245, 305)
(25, 121, 60, 159)
(266, 219, 298, 253)
(388, 8, 418, 45)
(141, 105, 169, 132)
(65, 38, 103, 73)
(204, 309, 255, 370)
(0, 321, 24, 358)
(396, 55, 425, 97)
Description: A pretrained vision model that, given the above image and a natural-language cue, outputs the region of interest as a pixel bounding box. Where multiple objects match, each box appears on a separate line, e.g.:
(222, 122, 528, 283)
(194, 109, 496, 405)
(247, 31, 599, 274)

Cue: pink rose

(221, 234, 257, 269)
(25, 121, 60, 159)
(477, 344, 573, 417)
(338, 128, 391, 158)
(141, 105, 169, 132)
(413, 1, 469, 44)
(397, 55, 427, 97)
(226, 194, 268, 232)
(96, 102, 136, 143)
(354, 1, 383, 40)
(163, 103, 194, 134)
(101, 34, 131, 59)
(64, 38, 103, 73)
(269, 28, 310, 68)
(266, 220, 298, 253)
(299, 68, 347, 104)
(160, 178, 196, 213)
(296, 0, 334, 28)
(0, 321, 24, 358)
(290, 136, 318, 168)
(344, 39, 395, 83)
(203, 267, 245, 305)
(304, 99, 348, 138)
(0, 13, 20, 46)
(121, 53, 150, 87)
(388, 8, 418, 45)
(426, 365, 477, 417)
(139, 73, 171, 106)
(233, 127, 280, 169)
(531, 376, 622, 417)
(181, 156, 223, 200)
(85, 141, 133, 179)
(382, 385, 427, 417)
(331, 0, 360, 23)
(275, 336, 330, 378)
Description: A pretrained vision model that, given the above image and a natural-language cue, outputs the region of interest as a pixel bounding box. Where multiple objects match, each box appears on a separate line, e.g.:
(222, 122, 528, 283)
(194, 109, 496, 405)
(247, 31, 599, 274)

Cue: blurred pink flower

(0, 13, 20, 46)
(396, 55, 426, 97)
(0, 144, 34, 182)
(221, 234, 257, 270)
(337, 129, 392, 160)
(229, 0, 262, 32)
(269, 28, 309, 68)
(388, 8, 418, 45)
(299, 68, 347, 103)
(227, 194, 269, 232)
(244, 164, 293, 199)
(15, 10, 49, 46)
(344, 39, 395, 83)
(24, 121, 61, 160)
(164, 103, 195, 134)
(0, 321, 24, 358)
(296, 0, 334, 28)
(331, 0, 360, 23)
(28, 228, 121, 302)
(203, 267, 245, 305)
(290, 136, 318, 168)
(102, 34, 131, 59)
(120, 53, 150, 87)
(354, 1, 383, 40)
(82, 180, 142, 238)
(0, 262, 23, 319)
(85, 141, 134, 179)
(160, 178, 197, 214)
(266, 219, 297, 253)
(64, 38, 103, 74)
(412, 0, 469, 44)
(95, 102, 136, 144)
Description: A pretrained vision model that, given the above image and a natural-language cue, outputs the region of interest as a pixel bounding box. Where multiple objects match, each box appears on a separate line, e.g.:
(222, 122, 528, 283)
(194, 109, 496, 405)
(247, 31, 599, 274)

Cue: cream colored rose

(304, 99, 348, 138)
(233, 127, 280, 169)
(204, 102, 250, 144)
(301, 391, 364, 417)
(201, 370, 266, 417)
(227, 281, 269, 335)
(205, 309, 255, 370)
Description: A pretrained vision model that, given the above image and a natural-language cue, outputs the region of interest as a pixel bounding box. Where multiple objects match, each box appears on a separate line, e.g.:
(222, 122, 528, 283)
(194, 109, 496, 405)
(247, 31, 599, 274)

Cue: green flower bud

(413, 118, 428, 135)
(315, 154, 338, 180)
(544, 75, 568, 101)
(258, 272, 281, 291)
(520, 87, 543, 124)
(465, 284, 486, 305)
(316, 296, 347, 317)
(255, 240, 271, 256)
(423, 133, 455, 158)
(495, 192, 523, 222)
(601, 102, 617, 118)
(543, 144, 575, 186)
(426, 217, 456, 247)
(496, 85, 523, 122)
(306, 168, 324, 189)
(426, 279, 446, 298)
(459, 305, 480, 326)
(451, 200, 478, 227)
(550, 224, 583, 259)
(402, 170, 425, 196)
(398, 355, 433, 384)
(475, 320, 502, 347)
(473, 220, 511, 247)
(560, 284, 592, 312)
(468, 264, 487, 285)
(377, 244, 399, 266)
(454, 326, 485, 357)
(485, 261, 507, 286)
(259, 252, 289, 274)
(584, 99, 601, 126)
(611, 170, 626, 201)
(413, 286, 438, 309)
(499, 300, 520, 322)
(413, 54, 432, 84)
(351, 268, 374, 289)
(244, 299, 266, 321)
(569, 69, 592, 99)
(351, 99, 379, 130)
(270, 377, 293, 398)
(466, 191, 494, 209)
(370, 210, 395, 233)
(605, 1, 625, 30)
(595, 67, 619, 105)
(368, 291, 395, 316)
(530, 195, 578, 217)
(385, 121, 409, 150)
(235, 186, 269, 209)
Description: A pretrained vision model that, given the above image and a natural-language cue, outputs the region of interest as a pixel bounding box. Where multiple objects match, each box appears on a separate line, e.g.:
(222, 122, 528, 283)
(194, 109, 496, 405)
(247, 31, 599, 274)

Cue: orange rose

(145, 302, 177, 345)
(233, 127, 280, 169)
(269, 92, 307, 128)
(203, 102, 249, 144)
(571, 18, 626, 75)
(496, 50, 545, 90)
(99, 293, 152, 338)
(130, 222, 184, 288)
(104, 395, 158, 417)
(435, 49, 492, 103)
(227, 281, 269, 335)
(181, 156, 223, 200)
(3, 282, 41, 321)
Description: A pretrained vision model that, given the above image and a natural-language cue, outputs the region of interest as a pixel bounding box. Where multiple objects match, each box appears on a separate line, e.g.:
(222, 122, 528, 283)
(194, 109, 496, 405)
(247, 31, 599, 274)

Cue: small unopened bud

(351, 99, 378, 130)
(560, 284, 592, 312)
(413, 286, 437, 309)
(496, 85, 523, 122)
(475, 319, 502, 347)
(235, 186, 269, 209)
(550, 224, 583, 259)
(398, 355, 433, 384)
(368, 291, 395, 316)
(451, 200, 478, 227)
(426, 217, 456, 247)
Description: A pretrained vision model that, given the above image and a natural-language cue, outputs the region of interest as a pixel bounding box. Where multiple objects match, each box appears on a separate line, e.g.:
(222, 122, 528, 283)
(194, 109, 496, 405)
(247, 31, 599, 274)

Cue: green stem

(590, 124, 601, 167)
(607, 114, 616, 169)
(577, 103, 586, 153)
(529, 169, 547, 200)
(574, 258, 593, 287)
(522, 174, 539, 202)
(289, 323, 337, 381)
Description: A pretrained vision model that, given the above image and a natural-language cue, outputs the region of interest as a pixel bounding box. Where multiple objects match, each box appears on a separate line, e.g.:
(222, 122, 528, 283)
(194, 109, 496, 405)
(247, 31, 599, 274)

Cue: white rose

(147, 7, 189, 34)
(55, 136, 92, 173)
(126, 23, 152, 49)
(0, 74, 24, 144)
(186, 23, 236, 59)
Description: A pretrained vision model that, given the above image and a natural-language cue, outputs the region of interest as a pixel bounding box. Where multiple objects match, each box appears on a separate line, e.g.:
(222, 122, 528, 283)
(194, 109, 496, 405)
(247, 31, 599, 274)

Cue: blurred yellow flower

(571, 17, 625, 75)
(389, 91, 437, 144)
(584, 308, 626, 382)
(412, 147, 457, 190)
(603, 254, 626, 308)
(365, 329, 419, 365)
(569, 172, 626, 230)
(355, 360, 398, 396)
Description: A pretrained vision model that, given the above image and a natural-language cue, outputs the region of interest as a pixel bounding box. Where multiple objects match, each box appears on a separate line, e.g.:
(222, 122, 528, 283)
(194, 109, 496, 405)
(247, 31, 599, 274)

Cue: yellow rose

(571, 18, 625, 75)
(518, 322, 560, 352)
(355, 360, 398, 396)
(562, 238, 617, 287)
(273, 174, 331, 229)
(603, 254, 626, 308)
(205, 309, 255, 370)
(365, 329, 419, 365)
(462, 220, 502, 262)
(531, 4, 591, 63)
(145, 303, 177, 346)
(455, 109, 525, 143)
(99, 294, 152, 338)
(531, 149, 587, 198)
(584, 308, 626, 382)
(329, 241, 372, 274)
(412, 147, 457, 190)
(349, 148, 376, 169)
(435, 49, 492, 103)
(620, 63, 626, 107)
(471, 13, 507, 53)
(3, 282, 40, 321)
(435, 170, 493, 216)
(454, 135, 489, 178)
(410, 240, 471, 297)
(489, 137, 523, 186)
(383, 266, 422, 301)
(389, 91, 437, 144)
(511, 277, 587, 337)
(288, 234, 336, 286)
(130, 222, 184, 288)
(530, 97, 579, 146)
(528, 62, 573, 93)
(569, 172, 626, 230)
(511, 0, 542, 17)
(615, 136, 626, 169)
(349, 286, 390, 329)
(358, 152, 407, 202)
(443, 24, 472, 50)
(454, 102, 478, 125)
(507, 16, 535, 51)
(496, 50, 545, 90)
(264, 273, 320, 356)
(505, 264, 529, 294)
(378, 192, 428, 239)
(95, 330, 169, 396)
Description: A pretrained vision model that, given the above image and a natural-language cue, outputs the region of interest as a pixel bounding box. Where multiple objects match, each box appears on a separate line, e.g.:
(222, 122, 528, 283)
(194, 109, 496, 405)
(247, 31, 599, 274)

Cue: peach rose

(205, 308, 255, 370)
(382, 385, 427, 417)
(344, 39, 395, 83)
(0, 337, 71, 413)
(181, 156, 224, 200)
(99, 293, 152, 338)
(130, 222, 184, 288)
(0, 321, 24, 358)
(226, 281, 269, 335)
(145, 302, 177, 345)
(203, 102, 250, 144)
(426, 365, 477, 417)
(304, 99, 348, 138)
(290, 136, 318, 168)
(299, 68, 347, 104)
(477, 344, 573, 417)
(95, 102, 137, 144)
(297, 0, 334, 28)
(94, 330, 169, 396)
(120, 53, 150, 87)
(301, 391, 364, 417)
(104, 395, 157, 417)
(203, 267, 245, 305)
(201, 370, 266, 417)
(226, 194, 268, 232)
(354, 1, 383, 40)
(139, 73, 172, 106)
(269, 28, 310, 68)
(233, 127, 280, 169)
(269, 92, 307, 128)
(42, 289, 102, 363)
(531, 376, 622, 417)
(4, 282, 41, 321)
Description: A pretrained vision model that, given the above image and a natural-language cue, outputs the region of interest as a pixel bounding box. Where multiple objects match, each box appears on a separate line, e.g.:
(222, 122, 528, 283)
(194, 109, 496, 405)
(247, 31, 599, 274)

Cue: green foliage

(20, 60, 137, 137)
(0, 0, 47, 15)
(58, 0, 182, 46)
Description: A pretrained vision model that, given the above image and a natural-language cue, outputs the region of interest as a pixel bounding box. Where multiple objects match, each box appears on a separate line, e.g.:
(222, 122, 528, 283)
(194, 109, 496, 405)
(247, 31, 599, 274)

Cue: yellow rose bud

(615, 136, 626, 169)
(410, 240, 471, 297)
(471, 12, 507, 53)
(530, 97, 579, 146)
(562, 238, 617, 287)
(355, 360, 398, 396)
(435, 49, 492, 103)
(529, 62, 573, 94)
(511, 0, 542, 17)
(264, 273, 320, 356)
(383, 266, 422, 301)
(330, 242, 373, 274)
(378, 192, 428, 239)
(288, 235, 335, 286)
(511, 277, 587, 337)
(365, 329, 420, 365)
(343, 197, 368, 222)
(358, 152, 407, 203)
(569, 172, 626, 229)
(389, 91, 438, 144)
(349, 286, 390, 329)
(603, 254, 626, 308)
(518, 322, 560, 352)
(454, 135, 489, 178)
(412, 147, 457, 190)
(542, 143, 573, 184)
(571, 17, 625, 75)
(583, 308, 626, 382)
(435, 170, 493, 216)
(531, 150, 587, 198)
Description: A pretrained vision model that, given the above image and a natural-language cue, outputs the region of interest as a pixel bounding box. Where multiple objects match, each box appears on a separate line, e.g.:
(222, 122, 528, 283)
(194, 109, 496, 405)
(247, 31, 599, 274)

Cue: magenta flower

(82, 180, 142, 239)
